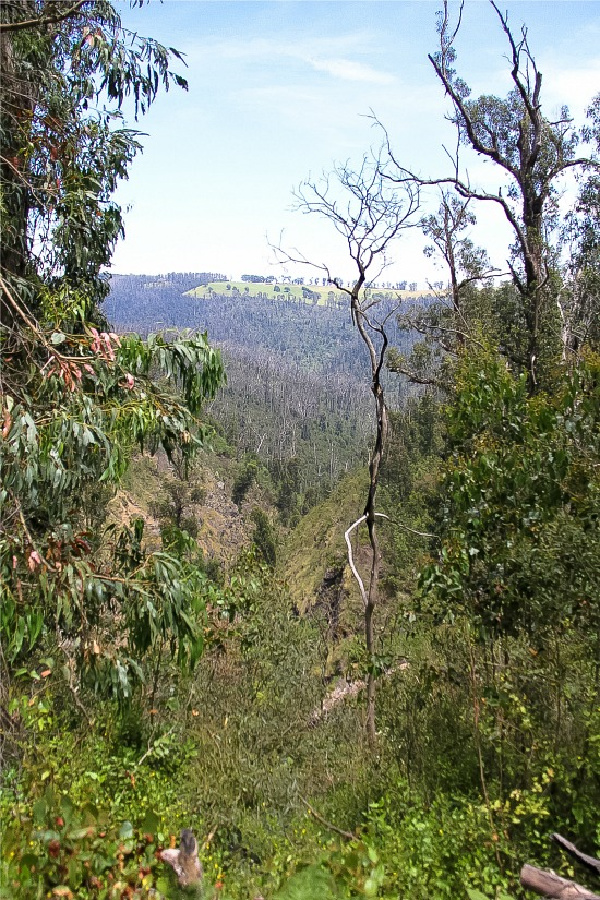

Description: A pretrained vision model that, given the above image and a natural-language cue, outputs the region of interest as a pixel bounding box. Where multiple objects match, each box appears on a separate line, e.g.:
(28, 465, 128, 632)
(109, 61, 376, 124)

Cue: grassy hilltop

(185, 280, 432, 306)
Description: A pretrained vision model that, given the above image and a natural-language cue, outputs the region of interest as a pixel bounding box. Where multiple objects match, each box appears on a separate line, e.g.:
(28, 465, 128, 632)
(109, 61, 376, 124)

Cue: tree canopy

(0, 1, 224, 697)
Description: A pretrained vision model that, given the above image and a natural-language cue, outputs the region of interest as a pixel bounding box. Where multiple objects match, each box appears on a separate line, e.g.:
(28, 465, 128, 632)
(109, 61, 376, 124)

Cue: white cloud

(309, 56, 395, 85)
(112, 1, 600, 282)
(542, 61, 600, 120)
(189, 32, 395, 86)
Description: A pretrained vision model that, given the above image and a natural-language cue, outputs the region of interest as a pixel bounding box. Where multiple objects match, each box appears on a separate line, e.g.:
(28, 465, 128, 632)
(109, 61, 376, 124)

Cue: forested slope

(2, 2, 600, 900)
(107, 275, 418, 517)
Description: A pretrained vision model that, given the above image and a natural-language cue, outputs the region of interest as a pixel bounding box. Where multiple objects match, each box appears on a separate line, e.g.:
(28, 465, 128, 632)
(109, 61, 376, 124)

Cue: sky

(110, 1, 600, 287)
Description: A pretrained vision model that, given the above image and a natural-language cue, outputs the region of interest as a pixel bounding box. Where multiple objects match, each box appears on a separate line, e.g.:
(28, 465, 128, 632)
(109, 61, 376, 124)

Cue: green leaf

(467, 890, 491, 900)
(33, 798, 48, 825)
(69, 827, 92, 840)
(141, 809, 159, 835)
(119, 821, 134, 840)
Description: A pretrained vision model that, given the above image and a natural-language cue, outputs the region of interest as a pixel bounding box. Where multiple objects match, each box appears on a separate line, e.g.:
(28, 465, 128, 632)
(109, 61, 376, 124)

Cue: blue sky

(110, 1, 600, 286)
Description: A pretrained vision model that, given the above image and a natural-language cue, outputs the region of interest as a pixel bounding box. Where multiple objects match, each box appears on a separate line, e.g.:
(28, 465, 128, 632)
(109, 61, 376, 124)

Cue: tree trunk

(0, 2, 38, 324)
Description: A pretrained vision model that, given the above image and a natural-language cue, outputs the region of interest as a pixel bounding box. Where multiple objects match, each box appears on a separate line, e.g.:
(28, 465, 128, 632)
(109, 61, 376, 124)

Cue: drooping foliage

(0, 2, 224, 697)
(2, 3, 600, 899)
(0, 0, 187, 307)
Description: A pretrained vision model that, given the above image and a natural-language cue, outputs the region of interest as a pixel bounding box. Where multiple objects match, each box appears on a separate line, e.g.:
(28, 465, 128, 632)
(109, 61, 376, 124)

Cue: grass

(280, 468, 369, 612)
(184, 281, 433, 306)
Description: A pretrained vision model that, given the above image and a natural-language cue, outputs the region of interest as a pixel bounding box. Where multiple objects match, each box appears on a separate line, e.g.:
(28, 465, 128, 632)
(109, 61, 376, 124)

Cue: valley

(106, 273, 421, 519)
(2, 2, 599, 899)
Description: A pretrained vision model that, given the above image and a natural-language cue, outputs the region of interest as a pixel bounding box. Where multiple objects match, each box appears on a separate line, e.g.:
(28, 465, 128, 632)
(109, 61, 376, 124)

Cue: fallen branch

(552, 834, 600, 880)
(520, 864, 600, 899)
(310, 662, 409, 724)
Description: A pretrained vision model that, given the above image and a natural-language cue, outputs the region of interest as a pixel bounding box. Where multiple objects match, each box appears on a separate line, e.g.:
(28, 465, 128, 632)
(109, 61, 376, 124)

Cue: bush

(232, 459, 258, 506)
(251, 508, 277, 567)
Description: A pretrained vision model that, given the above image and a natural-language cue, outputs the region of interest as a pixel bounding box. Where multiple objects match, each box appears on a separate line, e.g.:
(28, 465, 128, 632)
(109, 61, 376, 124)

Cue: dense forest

(107, 276, 419, 518)
(1, 2, 599, 900)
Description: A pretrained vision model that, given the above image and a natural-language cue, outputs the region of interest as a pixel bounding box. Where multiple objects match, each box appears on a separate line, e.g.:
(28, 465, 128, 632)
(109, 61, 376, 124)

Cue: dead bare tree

(380, 0, 599, 392)
(276, 148, 419, 744)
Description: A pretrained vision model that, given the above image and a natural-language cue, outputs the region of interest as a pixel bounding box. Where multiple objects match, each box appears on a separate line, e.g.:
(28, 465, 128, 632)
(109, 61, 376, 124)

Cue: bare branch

(0, 0, 87, 32)
(299, 796, 356, 841)
(410, 319, 487, 351)
(386, 519, 437, 540)
(345, 515, 368, 608)
(552, 834, 600, 879)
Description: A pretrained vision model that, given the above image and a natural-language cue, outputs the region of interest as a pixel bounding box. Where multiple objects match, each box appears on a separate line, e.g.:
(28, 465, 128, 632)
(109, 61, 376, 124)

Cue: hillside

(5, 3, 600, 898)
(281, 468, 368, 612)
(109, 448, 252, 564)
(105, 273, 426, 379)
(105, 273, 422, 519)
(186, 280, 433, 306)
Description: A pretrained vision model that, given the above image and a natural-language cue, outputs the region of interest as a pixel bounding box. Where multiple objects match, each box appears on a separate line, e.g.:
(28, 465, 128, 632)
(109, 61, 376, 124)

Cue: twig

(0, 272, 104, 364)
(137, 726, 174, 767)
(0, 273, 46, 340)
(0, 1, 87, 32)
(298, 795, 355, 841)
(12, 493, 58, 573)
(202, 827, 217, 851)
(386, 519, 437, 539)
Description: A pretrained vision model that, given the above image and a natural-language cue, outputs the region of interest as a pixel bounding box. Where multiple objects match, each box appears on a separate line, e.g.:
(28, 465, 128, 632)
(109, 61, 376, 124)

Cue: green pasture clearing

(185, 280, 334, 305)
(184, 280, 432, 305)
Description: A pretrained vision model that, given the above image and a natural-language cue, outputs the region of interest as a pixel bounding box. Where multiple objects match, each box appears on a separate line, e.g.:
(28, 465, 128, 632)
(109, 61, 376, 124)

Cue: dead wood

(520, 864, 600, 899)
(552, 834, 600, 880)
(159, 829, 203, 887)
(299, 795, 355, 841)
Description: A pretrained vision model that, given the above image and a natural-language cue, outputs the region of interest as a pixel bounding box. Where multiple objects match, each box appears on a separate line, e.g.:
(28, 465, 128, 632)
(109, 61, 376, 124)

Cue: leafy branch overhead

(1, 0, 188, 314)
(0, 0, 222, 698)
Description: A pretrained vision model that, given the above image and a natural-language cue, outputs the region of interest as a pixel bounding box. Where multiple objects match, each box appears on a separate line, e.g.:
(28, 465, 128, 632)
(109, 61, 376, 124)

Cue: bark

(0, 1, 43, 334)
(551, 834, 600, 879)
(520, 864, 600, 899)
(1, 7, 35, 278)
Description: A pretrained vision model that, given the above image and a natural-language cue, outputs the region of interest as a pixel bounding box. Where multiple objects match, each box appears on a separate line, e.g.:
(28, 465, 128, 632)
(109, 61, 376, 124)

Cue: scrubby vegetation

(1, 2, 599, 899)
